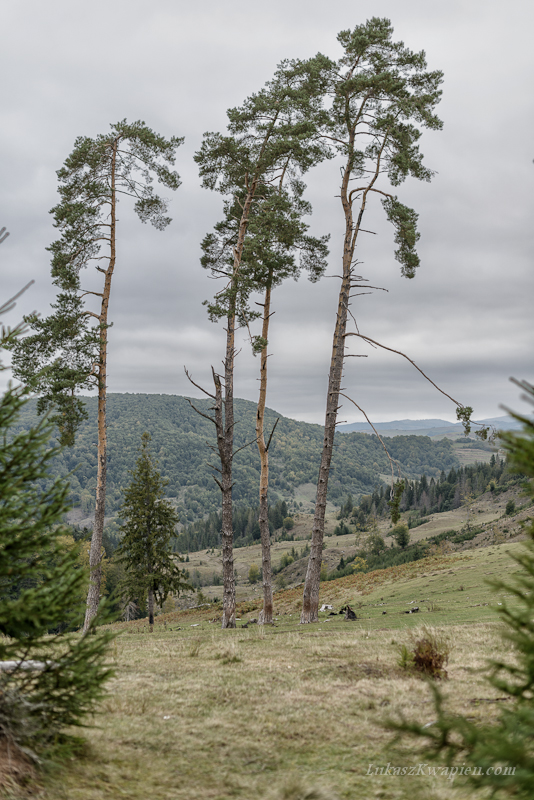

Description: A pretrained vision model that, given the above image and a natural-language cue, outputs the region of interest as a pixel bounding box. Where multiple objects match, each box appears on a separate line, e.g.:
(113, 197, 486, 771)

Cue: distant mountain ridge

(337, 415, 522, 435)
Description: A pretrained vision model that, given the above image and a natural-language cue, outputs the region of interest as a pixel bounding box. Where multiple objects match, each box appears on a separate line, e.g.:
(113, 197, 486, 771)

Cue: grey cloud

(1, 0, 532, 424)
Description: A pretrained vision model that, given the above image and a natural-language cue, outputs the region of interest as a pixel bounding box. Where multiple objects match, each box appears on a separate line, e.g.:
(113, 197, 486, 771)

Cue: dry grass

(0, 739, 39, 798)
(5, 541, 527, 799)
(29, 617, 513, 800)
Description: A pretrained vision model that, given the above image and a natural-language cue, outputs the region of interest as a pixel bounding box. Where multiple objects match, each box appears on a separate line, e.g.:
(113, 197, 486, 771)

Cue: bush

(505, 499, 516, 516)
(248, 563, 260, 584)
(412, 631, 450, 679)
(391, 523, 410, 549)
(398, 627, 450, 679)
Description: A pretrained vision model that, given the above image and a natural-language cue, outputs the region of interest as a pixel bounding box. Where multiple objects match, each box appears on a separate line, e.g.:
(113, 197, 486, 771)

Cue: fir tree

(117, 433, 190, 631)
(0, 296, 112, 757)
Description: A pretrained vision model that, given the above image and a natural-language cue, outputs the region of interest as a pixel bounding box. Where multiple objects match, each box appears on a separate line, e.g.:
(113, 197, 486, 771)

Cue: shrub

(248, 563, 260, 584)
(397, 627, 450, 679)
(412, 631, 450, 679)
(505, 499, 516, 516)
(391, 523, 410, 549)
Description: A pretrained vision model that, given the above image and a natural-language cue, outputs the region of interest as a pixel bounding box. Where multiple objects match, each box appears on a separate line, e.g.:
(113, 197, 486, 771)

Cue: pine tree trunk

(301, 157, 355, 624)
(220, 313, 236, 629)
(83, 139, 117, 632)
(216, 184, 258, 630)
(256, 281, 273, 624)
(148, 588, 155, 633)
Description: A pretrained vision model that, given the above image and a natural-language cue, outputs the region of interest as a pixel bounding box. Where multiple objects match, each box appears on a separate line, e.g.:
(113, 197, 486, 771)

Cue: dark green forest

(14, 393, 461, 523)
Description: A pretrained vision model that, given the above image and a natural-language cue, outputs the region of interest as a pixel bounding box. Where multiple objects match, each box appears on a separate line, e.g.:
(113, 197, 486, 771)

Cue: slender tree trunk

(256, 280, 274, 624)
(220, 314, 236, 628)
(216, 183, 259, 629)
(84, 139, 118, 632)
(148, 588, 155, 632)
(301, 158, 355, 624)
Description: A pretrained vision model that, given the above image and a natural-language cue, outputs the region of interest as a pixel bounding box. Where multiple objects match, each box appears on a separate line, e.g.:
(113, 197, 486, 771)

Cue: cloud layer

(1, 0, 532, 423)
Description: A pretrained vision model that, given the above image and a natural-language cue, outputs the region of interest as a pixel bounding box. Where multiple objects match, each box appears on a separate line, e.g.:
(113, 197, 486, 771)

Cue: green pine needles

(116, 433, 190, 630)
(391, 380, 534, 797)
(0, 319, 113, 757)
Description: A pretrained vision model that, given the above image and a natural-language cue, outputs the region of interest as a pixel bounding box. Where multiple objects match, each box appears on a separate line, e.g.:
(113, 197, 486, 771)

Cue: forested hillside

(14, 393, 460, 522)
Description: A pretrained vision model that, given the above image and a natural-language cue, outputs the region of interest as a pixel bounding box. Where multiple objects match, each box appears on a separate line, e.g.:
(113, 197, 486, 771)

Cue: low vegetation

(7, 540, 528, 799)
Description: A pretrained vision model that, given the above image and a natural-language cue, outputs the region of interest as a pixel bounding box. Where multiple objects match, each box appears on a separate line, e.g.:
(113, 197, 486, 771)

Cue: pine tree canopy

(11, 121, 183, 446)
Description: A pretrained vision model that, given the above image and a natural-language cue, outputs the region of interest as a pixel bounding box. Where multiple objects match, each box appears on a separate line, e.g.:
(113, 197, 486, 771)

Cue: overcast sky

(1, 0, 532, 424)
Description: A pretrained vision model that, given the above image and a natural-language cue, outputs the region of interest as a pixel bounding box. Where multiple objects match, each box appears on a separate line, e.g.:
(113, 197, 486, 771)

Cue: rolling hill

(14, 393, 464, 524)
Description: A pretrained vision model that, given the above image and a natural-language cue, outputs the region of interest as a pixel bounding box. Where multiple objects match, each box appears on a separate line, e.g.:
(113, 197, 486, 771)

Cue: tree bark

(220, 319, 237, 629)
(83, 138, 117, 632)
(148, 587, 155, 632)
(217, 182, 258, 629)
(256, 280, 273, 625)
(301, 155, 355, 624)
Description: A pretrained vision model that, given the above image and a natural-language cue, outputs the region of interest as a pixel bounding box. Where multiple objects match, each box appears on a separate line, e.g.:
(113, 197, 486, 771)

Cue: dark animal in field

(340, 605, 357, 621)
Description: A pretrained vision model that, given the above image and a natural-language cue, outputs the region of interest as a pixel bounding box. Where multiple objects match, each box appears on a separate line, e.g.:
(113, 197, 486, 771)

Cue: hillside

(337, 415, 522, 440)
(15, 393, 463, 524)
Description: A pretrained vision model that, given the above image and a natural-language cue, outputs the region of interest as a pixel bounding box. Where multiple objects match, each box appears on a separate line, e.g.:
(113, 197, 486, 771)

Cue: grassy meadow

(20, 539, 530, 800)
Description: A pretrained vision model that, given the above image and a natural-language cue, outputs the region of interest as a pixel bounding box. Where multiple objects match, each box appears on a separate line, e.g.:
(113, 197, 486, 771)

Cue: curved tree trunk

(256, 280, 273, 624)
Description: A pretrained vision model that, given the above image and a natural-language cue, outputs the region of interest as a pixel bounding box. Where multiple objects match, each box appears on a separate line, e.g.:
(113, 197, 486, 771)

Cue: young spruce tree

(0, 296, 112, 757)
(117, 433, 190, 632)
(12, 121, 183, 631)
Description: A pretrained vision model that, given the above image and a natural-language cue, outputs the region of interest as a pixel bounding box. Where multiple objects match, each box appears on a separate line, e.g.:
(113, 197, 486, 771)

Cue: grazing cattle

(340, 604, 357, 621)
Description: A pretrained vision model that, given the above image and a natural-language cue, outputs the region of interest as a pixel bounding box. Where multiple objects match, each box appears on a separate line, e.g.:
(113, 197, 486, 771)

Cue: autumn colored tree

(12, 121, 183, 631)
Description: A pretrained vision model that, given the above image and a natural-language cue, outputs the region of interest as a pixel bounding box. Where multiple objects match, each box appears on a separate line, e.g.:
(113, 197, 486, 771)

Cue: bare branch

(186, 398, 217, 426)
(343, 332, 463, 408)
(231, 435, 259, 461)
(184, 367, 216, 400)
(339, 392, 402, 487)
(265, 417, 280, 452)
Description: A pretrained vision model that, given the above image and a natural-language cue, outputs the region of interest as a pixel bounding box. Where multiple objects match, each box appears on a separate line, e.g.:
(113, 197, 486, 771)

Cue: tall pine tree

(301, 19, 444, 623)
(117, 433, 190, 631)
(192, 54, 329, 627)
(12, 121, 183, 631)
